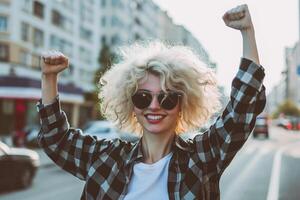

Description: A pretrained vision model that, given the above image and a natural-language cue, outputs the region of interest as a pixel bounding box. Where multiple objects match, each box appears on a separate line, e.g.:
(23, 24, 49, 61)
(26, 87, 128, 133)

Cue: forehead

(137, 73, 162, 92)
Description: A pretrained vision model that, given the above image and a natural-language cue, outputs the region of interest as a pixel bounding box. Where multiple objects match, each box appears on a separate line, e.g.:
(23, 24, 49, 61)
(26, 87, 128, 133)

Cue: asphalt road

(0, 125, 299, 200)
(220, 126, 300, 200)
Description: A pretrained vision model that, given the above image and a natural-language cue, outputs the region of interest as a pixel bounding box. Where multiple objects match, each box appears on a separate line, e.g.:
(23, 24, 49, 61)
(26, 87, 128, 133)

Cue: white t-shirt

(123, 153, 173, 200)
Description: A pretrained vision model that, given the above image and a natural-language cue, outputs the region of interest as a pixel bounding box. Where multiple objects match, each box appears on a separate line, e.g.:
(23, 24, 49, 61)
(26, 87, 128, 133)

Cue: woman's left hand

(222, 4, 253, 31)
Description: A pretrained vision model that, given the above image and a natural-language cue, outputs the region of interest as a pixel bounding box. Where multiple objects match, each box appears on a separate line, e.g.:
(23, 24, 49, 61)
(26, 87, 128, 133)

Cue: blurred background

(0, 0, 299, 200)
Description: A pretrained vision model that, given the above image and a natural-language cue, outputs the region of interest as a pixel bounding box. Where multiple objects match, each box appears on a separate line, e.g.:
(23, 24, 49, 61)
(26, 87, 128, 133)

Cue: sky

(153, 0, 299, 95)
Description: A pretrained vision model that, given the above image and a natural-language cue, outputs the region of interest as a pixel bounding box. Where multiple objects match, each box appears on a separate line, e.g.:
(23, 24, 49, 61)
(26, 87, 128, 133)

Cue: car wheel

(19, 167, 33, 188)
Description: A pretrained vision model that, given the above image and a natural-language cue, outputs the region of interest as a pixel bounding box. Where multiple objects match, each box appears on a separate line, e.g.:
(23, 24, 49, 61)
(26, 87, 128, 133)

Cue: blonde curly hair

(99, 41, 221, 135)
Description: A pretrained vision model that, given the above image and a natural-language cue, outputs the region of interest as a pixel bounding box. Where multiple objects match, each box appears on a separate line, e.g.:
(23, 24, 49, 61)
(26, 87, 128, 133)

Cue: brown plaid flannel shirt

(37, 58, 266, 200)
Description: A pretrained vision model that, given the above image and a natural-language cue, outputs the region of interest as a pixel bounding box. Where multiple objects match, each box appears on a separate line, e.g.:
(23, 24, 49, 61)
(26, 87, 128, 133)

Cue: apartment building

(0, 0, 215, 136)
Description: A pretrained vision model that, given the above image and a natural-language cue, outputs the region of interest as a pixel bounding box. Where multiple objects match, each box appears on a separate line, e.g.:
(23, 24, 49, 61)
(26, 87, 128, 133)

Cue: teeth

(146, 115, 163, 120)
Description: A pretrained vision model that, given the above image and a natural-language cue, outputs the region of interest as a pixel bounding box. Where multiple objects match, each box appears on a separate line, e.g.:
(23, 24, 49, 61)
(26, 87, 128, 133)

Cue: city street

(0, 126, 299, 200)
(220, 126, 300, 200)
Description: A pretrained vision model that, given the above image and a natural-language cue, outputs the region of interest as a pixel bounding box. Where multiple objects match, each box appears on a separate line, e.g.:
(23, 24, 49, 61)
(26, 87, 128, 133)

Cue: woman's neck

(141, 131, 174, 164)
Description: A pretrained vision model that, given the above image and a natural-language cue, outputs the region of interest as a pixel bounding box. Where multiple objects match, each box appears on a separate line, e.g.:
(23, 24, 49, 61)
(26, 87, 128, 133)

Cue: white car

(82, 121, 120, 140)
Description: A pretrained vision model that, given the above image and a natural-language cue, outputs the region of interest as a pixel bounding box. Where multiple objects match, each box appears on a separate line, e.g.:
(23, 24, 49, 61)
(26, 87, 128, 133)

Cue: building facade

(0, 0, 215, 137)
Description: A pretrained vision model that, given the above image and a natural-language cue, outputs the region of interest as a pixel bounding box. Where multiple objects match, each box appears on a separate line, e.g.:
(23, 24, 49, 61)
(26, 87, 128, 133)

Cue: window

(101, 36, 106, 44)
(52, 10, 73, 32)
(80, 27, 92, 42)
(134, 17, 141, 26)
(79, 47, 92, 64)
(111, 35, 120, 45)
(0, 16, 8, 32)
(111, 16, 123, 27)
(80, 3, 93, 23)
(134, 33, 140, 40)
(101, 16, 106, 27)
(33, 1, 44, 19)
(33, 28, 44, 47)
(136, 2, 142, 10)
(50, 35, 73, 57)
(21, 0, 31, 13)
(21, 22, 30, 42)
(32, 54, 40, 68)
(101, 0, 106, 7)
(54, 0, 73, 10)
(20, 49, 30, 66)
(0, 43, 9, 61)
(52, 10, 62, 26)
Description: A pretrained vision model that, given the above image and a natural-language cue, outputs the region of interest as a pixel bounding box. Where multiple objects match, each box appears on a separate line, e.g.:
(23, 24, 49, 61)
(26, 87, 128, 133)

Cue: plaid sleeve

(194, 58, 266, 175)
(36, 96, 115, 180)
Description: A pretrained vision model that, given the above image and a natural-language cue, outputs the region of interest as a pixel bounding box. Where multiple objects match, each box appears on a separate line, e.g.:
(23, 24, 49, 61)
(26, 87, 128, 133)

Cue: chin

(144, 125, 171, 135)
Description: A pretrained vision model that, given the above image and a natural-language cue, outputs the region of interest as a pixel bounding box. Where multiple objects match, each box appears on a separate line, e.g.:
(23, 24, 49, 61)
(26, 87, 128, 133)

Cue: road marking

(266, 142, 300, 200)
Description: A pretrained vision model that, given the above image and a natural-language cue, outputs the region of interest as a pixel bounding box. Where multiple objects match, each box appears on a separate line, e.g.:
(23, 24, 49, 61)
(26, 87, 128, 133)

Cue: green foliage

(95, 44, 115, 84)
(85, 44, 116, 120)
(272, 99, 300, 118)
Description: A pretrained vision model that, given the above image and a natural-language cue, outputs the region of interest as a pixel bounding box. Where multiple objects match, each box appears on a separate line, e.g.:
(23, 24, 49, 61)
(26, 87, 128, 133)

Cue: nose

(148, 95, 161, 110)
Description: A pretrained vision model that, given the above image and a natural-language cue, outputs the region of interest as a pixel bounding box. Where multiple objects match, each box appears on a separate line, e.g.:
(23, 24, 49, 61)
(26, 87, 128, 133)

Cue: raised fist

(41, 50, 69, 75)
(223, 4, 253, 31)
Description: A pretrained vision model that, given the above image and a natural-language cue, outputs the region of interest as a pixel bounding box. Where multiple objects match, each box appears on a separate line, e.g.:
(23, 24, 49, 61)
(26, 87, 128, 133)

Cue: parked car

(82, 121, 121, 140)
(0, 141, 40, 190)
(83, 121, 140, 142)
(276, 118, 292, 130)
(288, 117, 300, 130)
(276, 117, 300, 131)
(253, 115, 269, 138)
(119, 132, 140, 143)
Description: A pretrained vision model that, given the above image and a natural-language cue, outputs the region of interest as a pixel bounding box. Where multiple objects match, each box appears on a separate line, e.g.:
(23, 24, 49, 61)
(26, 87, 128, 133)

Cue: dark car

(253, 115, 269, 138)
(0, 141, 40, 190)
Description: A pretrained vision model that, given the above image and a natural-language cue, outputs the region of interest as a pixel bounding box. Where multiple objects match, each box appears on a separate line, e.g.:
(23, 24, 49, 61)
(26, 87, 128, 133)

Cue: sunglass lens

(132, 92, 152, 109)
(158, 92, 179, 110)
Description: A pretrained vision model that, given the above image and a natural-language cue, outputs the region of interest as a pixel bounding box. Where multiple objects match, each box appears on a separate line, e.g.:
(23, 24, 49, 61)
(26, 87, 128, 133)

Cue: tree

(84, 44, 115, 120)
(272, 99, 300, 118)
(96, 43, 115, 82)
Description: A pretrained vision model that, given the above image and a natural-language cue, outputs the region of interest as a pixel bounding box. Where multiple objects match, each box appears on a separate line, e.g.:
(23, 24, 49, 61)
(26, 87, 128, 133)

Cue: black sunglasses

(131, 90, 182, 110)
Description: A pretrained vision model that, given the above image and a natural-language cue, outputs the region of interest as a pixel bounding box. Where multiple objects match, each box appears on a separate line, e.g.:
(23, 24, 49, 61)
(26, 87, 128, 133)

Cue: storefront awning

(0, 76, 85, 103)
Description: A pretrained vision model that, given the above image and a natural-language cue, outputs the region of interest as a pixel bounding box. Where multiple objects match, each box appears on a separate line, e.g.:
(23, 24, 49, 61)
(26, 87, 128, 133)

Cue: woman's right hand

(41, 50, 69, 76)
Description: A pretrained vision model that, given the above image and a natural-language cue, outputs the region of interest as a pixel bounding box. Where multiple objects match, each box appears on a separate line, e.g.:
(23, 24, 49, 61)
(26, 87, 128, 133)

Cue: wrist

(241, 26, 255, 37)
(42, 73, 58, 82)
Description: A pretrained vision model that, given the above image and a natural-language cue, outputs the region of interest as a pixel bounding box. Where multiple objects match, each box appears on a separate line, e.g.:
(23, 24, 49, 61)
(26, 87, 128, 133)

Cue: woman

(37, 4, 266, 200)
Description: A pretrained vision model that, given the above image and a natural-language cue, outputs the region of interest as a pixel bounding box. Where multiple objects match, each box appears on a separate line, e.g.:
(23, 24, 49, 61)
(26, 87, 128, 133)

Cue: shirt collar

(124, 134, 193, 166)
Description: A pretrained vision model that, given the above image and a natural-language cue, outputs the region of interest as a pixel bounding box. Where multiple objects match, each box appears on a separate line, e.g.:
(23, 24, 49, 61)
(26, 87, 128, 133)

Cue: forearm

(41, 74, 58, 104)
(207, 59, 265, 174)
(241, 28, 260, 65)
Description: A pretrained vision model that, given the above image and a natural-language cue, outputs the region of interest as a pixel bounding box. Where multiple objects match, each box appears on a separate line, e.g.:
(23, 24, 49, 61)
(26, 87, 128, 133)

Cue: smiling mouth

(144, 114, 166, 123)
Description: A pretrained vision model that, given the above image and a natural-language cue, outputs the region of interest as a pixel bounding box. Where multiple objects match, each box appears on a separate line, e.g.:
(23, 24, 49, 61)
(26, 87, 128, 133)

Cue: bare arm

(40, 51, 69, 104)
(223, 4, 260, 65)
